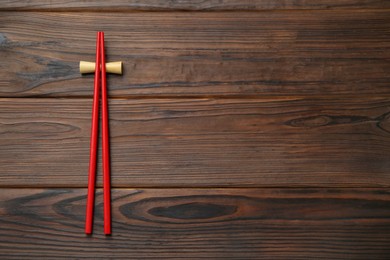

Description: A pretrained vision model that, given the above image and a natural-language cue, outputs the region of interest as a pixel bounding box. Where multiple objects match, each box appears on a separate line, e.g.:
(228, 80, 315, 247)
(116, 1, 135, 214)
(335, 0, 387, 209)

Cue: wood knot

(286, 115, 332, 127)
(286, 115, 370, 128)
(119, 195, 240, 224)
(149, 202, 237, 220)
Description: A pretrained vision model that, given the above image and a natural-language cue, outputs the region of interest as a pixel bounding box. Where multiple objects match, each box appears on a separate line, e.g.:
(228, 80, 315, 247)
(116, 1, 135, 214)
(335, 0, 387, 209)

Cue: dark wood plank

(1, 188, 389, 259)
(1, 0, 390, 11)
(1, 98, 389, 187)
(1, 11, 389, 97)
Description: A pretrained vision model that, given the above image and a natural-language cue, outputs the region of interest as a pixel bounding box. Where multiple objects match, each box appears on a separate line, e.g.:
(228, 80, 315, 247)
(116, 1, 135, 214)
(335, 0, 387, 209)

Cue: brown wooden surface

(1, 188, 390, 259)
(2, 0, 390, 11)
(0, 2, 389, 259)
(1, 11, 389, 98)
(1, 97, 389, 188)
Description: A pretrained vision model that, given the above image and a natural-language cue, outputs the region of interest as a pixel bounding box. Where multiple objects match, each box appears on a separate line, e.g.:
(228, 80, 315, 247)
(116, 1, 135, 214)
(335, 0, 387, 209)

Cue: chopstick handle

(85, 32, 101, 234)
(100, 32, 112, 235)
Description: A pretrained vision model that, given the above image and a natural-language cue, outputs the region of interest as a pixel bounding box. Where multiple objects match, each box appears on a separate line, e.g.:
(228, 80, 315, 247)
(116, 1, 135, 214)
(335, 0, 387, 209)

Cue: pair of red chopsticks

(85, 32, 111, 235)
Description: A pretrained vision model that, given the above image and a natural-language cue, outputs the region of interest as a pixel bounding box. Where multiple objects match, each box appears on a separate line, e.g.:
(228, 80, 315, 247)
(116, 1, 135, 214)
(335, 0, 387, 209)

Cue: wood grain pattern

(1, 98, 389, 188)
(1, 2, 390, 257)
(2, 0, 390, 11)
(1, 11, 389, 97)
(1, 188, 389, 259)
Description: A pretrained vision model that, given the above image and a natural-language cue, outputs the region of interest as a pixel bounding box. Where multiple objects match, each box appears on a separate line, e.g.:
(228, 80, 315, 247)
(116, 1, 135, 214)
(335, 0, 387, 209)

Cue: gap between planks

(3, 185, 390, 189)
(1, 8, 390, 13)
(2, 94, 390, 100)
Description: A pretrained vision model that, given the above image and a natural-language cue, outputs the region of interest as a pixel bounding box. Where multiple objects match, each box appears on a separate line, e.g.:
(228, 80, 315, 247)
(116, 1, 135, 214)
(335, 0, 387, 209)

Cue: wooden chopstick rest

(80, 61, 123, 74)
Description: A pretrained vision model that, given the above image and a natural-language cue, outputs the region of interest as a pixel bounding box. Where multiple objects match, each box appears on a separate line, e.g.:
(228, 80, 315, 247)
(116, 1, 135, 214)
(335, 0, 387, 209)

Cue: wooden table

(1, 1, 390, 259)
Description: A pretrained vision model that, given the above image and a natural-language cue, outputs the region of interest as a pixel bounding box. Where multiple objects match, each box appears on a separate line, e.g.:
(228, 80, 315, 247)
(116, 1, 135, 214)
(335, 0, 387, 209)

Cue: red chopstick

(100, 32, 112, 235)
(85, 32, 101, 235)
(85, 32, 112, 235)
